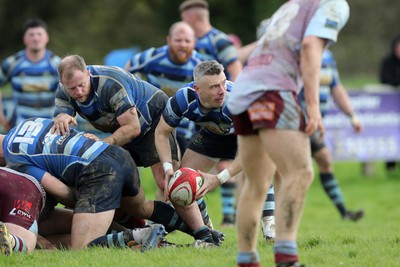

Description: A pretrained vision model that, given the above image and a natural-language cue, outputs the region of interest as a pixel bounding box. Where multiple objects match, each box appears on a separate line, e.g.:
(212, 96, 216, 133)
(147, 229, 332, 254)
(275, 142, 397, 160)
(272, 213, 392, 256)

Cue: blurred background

(0, 0, 398, 85)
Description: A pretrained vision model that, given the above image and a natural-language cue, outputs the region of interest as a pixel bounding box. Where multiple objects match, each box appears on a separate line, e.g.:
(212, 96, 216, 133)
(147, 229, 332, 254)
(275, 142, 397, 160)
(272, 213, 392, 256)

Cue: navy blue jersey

(163, 81, 234, 135)
(128, 45, 203, 96)
(54, 65, 166, 138)
(0, 50, 61, 125)
(3, 118, 109, 184)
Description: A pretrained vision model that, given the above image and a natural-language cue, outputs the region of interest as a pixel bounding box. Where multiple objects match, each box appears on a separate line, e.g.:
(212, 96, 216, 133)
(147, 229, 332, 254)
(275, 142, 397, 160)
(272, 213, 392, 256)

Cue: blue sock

(237, 251, 260, 264)
(262, 185, 275, 217)
(221, 182, 236, 222)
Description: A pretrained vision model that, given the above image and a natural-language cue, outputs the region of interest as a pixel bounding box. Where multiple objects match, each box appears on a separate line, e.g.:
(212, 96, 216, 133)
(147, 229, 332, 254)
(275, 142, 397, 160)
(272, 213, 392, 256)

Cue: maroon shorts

(232, 90, 306, 135)
(0, 168, 45, 233)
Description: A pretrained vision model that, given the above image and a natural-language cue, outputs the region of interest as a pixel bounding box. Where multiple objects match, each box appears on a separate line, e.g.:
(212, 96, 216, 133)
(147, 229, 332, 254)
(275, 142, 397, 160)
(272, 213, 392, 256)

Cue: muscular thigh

(260, 129, 312, 175)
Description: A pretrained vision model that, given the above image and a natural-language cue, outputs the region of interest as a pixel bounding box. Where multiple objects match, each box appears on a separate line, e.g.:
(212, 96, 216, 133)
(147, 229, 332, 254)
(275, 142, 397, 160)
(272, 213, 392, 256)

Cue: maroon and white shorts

(232, 90, 306, 135)
(0, 167, 45, 233)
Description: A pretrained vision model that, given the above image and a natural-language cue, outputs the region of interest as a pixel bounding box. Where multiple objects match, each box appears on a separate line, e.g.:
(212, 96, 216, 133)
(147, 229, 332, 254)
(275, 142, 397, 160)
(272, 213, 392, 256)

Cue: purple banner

(324, 89, 400, 162)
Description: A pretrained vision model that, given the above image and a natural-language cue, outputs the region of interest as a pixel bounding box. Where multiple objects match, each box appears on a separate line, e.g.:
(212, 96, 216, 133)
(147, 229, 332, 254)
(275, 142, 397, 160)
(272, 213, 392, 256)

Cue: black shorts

(123, 127, 179, 167)
(123, 91, 179, 167)
(188, 129, 237, 160)
(74, 145, 140, 213)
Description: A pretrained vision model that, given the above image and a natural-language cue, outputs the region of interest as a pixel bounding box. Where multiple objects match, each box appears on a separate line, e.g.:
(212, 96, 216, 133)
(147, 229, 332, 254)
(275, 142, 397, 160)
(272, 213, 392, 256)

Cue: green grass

(1, 162, 399, 266)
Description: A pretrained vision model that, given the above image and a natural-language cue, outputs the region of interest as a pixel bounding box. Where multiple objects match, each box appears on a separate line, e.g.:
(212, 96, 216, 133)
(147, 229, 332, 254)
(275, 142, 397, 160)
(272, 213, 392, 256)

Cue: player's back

(3, 117, 109, 184)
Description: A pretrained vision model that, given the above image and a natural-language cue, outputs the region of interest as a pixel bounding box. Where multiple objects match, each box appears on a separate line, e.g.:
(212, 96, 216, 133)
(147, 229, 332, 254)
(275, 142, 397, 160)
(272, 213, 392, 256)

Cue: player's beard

(170, 48, 192, 64)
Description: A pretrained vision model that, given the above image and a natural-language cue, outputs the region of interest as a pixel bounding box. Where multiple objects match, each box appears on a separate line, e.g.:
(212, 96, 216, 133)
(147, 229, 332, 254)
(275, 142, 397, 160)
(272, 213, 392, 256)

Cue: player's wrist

(162, 161, 173, 174)
(217, 169, 231, 184)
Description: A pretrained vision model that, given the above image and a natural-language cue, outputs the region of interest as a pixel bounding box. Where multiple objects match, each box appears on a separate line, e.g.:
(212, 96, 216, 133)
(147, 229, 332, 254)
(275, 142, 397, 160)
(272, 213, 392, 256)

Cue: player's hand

(305, 105, 324, 137)
(163, 170, 174, 202)
(195, 170, 220, 200)
(83, 133, 100, 141)
(52, 114, 78, 135)
(351, 116, 363, 133)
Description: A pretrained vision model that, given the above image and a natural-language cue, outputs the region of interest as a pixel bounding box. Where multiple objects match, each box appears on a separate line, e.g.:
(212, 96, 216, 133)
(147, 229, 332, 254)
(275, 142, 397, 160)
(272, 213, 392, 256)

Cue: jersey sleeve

(214, 33, 239, 68)
(128, 47, 157, 74)
(11, 164, 46, 182)
(54, 85, 77, 117)
(304, 0, 350, 44)
(0, 56, 13, 87)
(162, 88, 190, 127)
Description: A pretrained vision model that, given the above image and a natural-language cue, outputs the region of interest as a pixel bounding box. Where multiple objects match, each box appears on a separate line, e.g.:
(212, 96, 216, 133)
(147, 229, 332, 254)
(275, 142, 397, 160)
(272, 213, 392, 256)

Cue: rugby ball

(168, 167, 204, 206)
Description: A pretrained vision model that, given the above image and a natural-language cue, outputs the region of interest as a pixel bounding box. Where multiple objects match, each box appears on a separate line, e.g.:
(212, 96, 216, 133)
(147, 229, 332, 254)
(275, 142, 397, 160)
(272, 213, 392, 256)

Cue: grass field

(1, 161, 399, 266)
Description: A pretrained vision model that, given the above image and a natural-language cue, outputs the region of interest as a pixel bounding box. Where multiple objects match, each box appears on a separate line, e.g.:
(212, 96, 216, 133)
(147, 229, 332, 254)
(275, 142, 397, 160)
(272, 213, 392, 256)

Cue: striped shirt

(163, 81, 234, 136)
(3, 117, 109, 184)
(0, 50, 61, 125)
(128, 45, 203, 96)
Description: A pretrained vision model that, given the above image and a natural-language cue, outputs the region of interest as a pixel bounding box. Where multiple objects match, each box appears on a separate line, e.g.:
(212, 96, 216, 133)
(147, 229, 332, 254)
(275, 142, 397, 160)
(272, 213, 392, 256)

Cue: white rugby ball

(168, 167, 204, 206)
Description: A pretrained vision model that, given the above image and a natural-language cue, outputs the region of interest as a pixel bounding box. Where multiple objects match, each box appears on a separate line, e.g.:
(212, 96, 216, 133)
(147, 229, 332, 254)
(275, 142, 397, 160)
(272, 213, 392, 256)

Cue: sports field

(1, 161, 398, 267)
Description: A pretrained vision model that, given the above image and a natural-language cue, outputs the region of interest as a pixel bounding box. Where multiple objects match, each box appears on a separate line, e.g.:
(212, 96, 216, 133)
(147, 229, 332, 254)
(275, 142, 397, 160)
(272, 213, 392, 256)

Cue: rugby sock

(237, 251, 260, 267)
(320, 172, 347, 217)
(87, 232, 127, 248)
(11, 235, 27, 253)
(197, 198, 211, 226)
(274, 240, 298, 265)
(221, 182, 236, 224)
(150, 200, 191, 235)
(262, 185, 275, 217)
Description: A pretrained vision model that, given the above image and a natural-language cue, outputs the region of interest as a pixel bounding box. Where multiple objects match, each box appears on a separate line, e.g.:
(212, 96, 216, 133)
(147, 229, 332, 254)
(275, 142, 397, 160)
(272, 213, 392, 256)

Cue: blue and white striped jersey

(0, 50, 61, 126)
(298, 49, 341, 117)
(195, 28, 238, 79)
(54, 65, 165, 139)
(163, 81, 234, 136)
(128, 45, 203, 96)
(3, 117, 109, 184)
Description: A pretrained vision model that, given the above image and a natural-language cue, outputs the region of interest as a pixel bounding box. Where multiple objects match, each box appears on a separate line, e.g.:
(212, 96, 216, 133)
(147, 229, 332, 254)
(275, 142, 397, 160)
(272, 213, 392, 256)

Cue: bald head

(167, 21, 196, 64)
(58, 55, 88, 82)
(168, 21, 195, 39)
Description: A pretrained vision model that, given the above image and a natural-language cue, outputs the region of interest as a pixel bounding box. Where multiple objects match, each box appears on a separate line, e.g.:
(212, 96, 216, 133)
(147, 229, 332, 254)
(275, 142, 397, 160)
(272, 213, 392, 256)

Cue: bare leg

(258, 129, 314, 242)
(70, 210, 115, 249)
(5, 223, 37, 252)
(236, 134, 275, 252)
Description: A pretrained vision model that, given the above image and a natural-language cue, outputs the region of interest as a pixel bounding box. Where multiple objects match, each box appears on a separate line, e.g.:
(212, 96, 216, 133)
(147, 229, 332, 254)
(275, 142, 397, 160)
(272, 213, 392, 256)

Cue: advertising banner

(324, 89, 400, 162)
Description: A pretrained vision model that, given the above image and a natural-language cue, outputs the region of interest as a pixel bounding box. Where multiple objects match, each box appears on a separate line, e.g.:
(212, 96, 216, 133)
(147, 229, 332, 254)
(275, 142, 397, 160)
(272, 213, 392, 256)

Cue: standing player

(0, 18, 60, 131)
(298, 49, 364, 222)
(227, 1, 350, 266)
(179, 0, 243, 225)
(125, 21, 203, 153)
(179, 0, 242, 81)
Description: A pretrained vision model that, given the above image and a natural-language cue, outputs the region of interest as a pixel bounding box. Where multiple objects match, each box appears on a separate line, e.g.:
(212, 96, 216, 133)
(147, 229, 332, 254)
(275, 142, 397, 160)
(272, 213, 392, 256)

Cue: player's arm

(40, 172, 76, 208)
(301, 36, 326, 136)
(196, 154, 242, 199)
(226, 60, 242, 82)
(103, 107, 141, 146)
(0, 93, 11, 131)
(155, 116, 176, 190)
(52, 88, 78, 135)
(331, 84, 362, 132)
